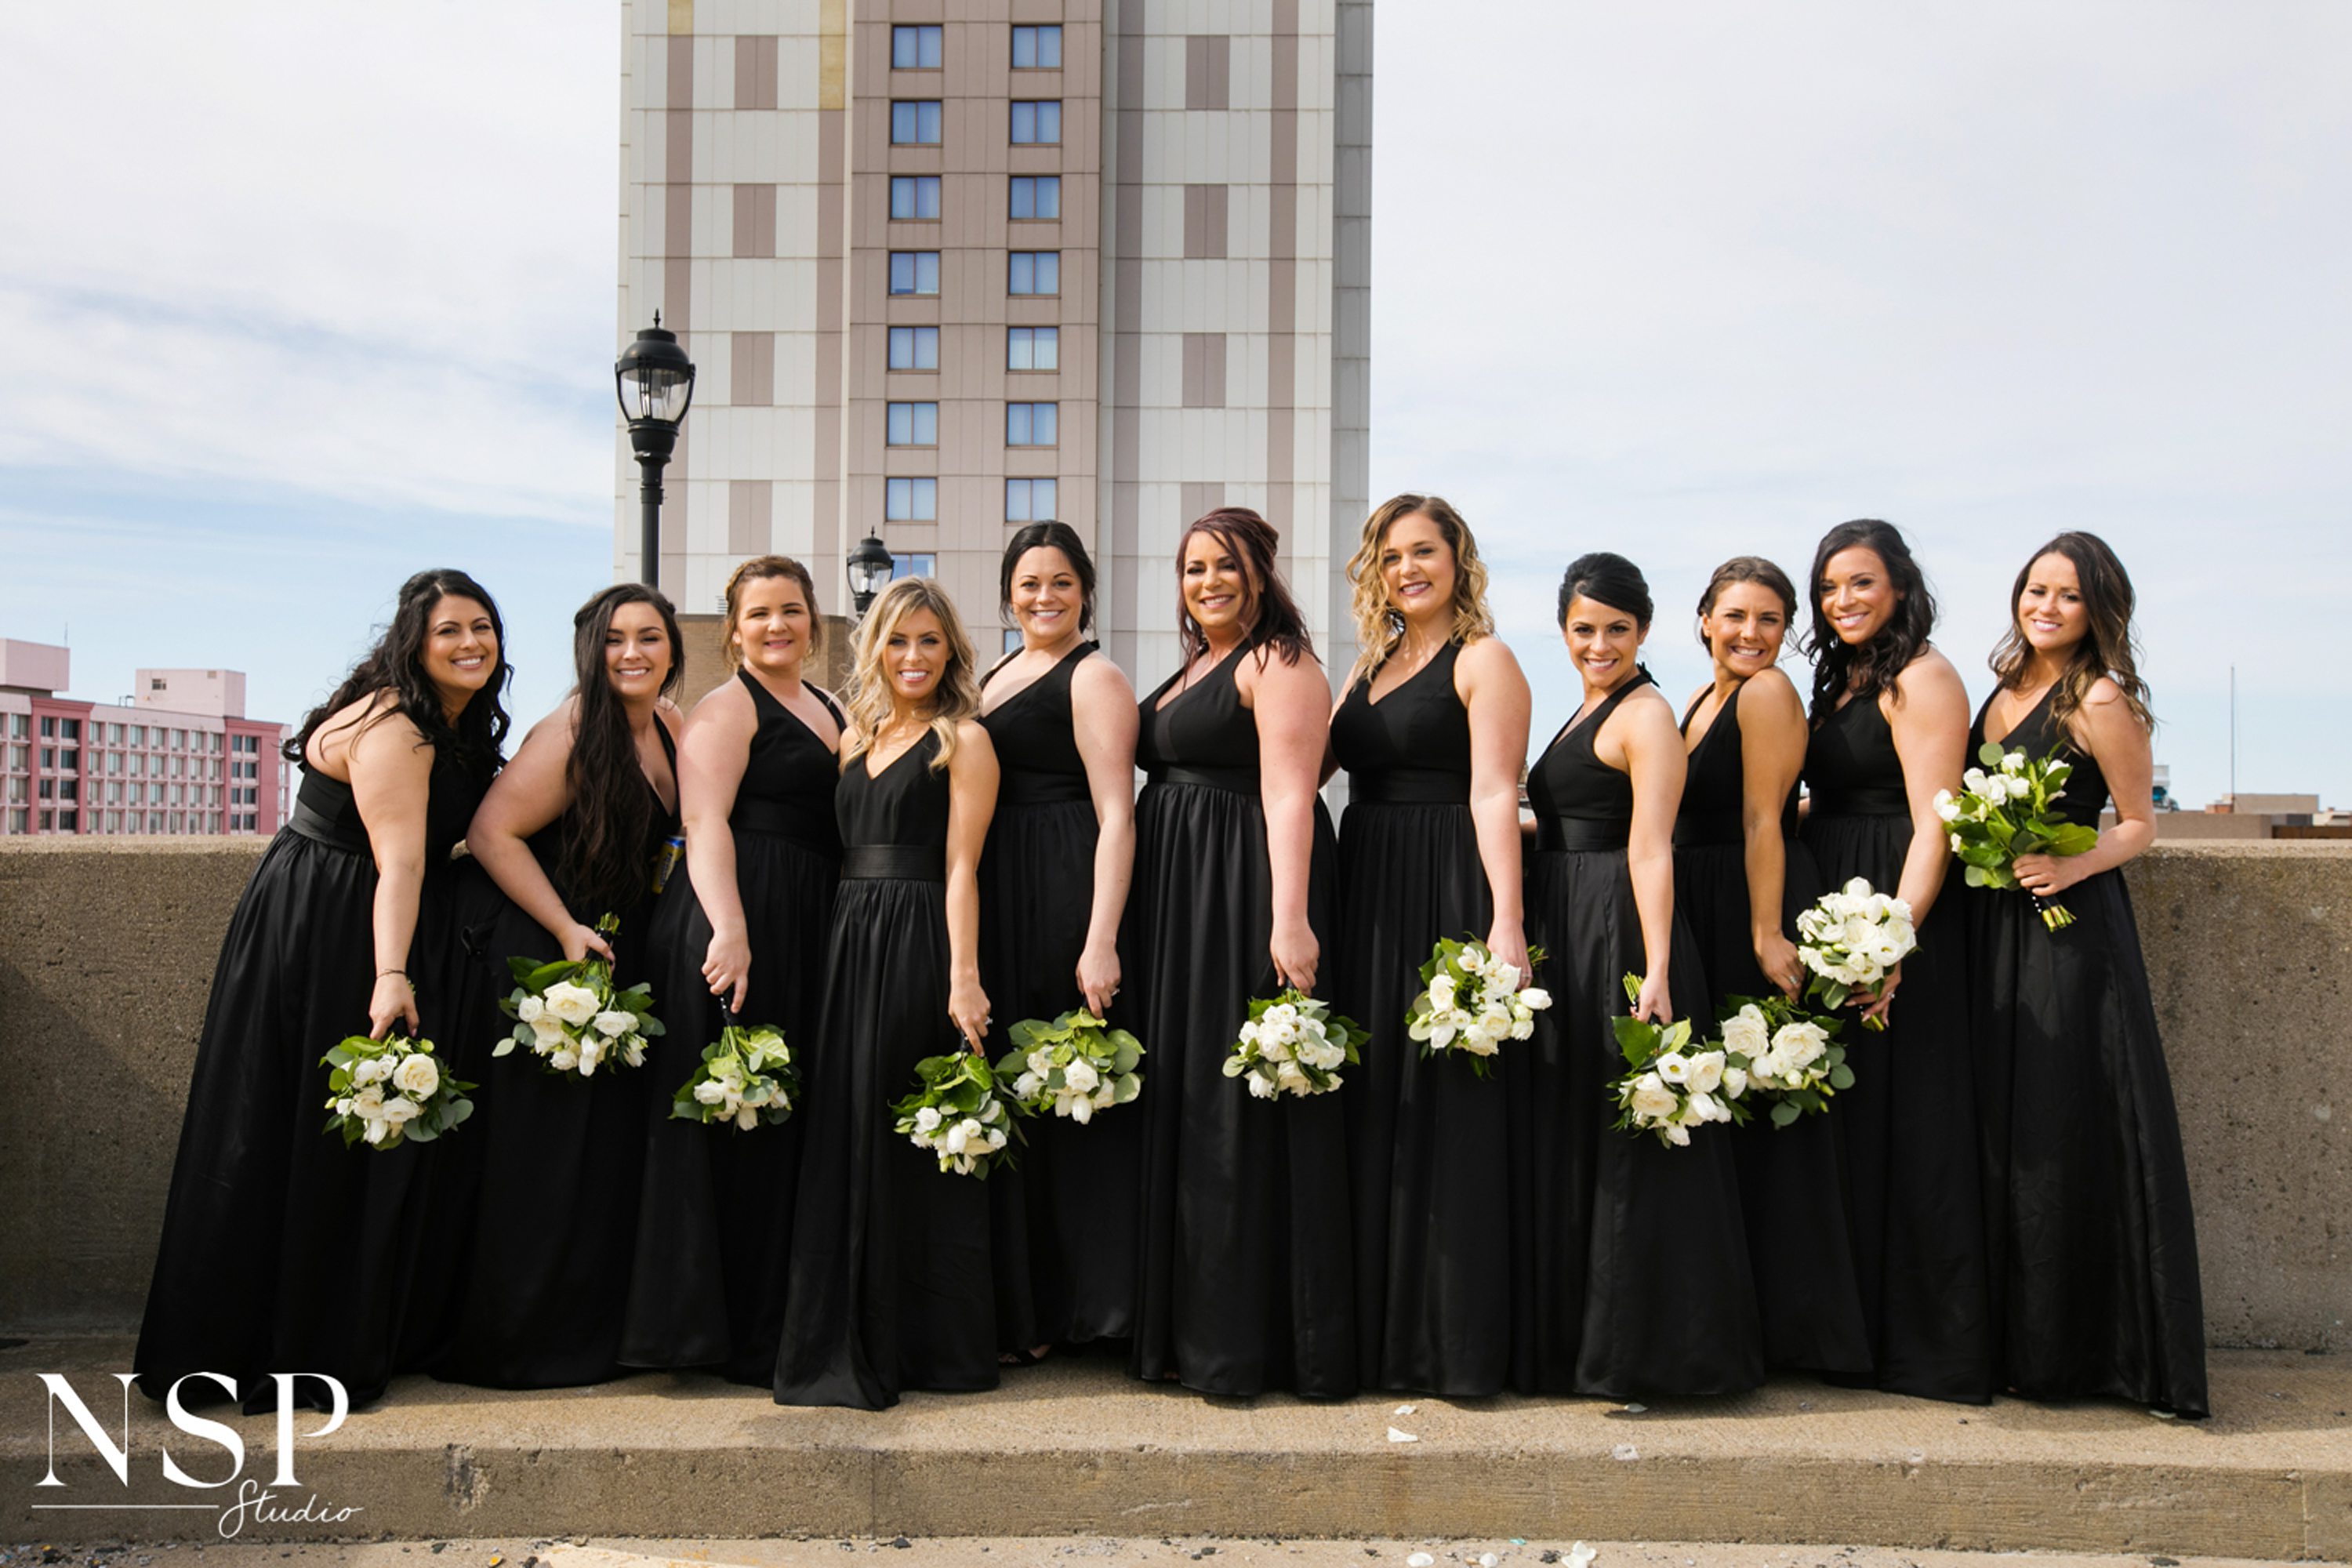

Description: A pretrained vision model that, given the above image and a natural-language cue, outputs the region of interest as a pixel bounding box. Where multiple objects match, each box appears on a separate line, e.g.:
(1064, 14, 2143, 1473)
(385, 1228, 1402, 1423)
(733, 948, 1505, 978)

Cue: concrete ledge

(5, 1342, 2348, 1558)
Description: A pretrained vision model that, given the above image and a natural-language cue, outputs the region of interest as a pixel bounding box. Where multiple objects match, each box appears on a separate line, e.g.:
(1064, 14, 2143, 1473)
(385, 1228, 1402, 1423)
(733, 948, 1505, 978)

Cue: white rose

(354, 1086, 385, 1118)
(550, 1047, 579, 1073)
(1063, 1059, 1100, 1094)
(1722, 1066, 1748, 1098)
(1772, 1020, 1829, 1069)
(695, 1080, 730, 1105)
(1686, 1051, 1726, 1094)
(531, 1017, 571, 1053)
(542, 982, 601, 1027)
(1427, 974, 1457, 1011)
(382, 1095, 420, 1125)
(914, 1106, 942, 1133)
(592, 1010, 634, 1038)
(1509, 1015, 1536, 1041)
(517, 994, 546, 1024)
(1654, 1052, 1691, 1086)
(1628, 1077, 1678, 1122)
(1720, 1005, 1769, 1060)
(394, 1054, 440, 1099)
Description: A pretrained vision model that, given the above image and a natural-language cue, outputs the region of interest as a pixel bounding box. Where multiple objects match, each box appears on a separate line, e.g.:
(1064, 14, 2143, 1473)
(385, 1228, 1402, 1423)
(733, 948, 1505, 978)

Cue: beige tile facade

(618, 0, 1369, 691)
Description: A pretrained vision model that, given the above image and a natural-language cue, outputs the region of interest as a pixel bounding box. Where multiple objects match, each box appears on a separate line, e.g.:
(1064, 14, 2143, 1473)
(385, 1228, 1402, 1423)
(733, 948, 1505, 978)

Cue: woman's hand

(1632, 968, 1675, 1026)
(1754, 930, 1803, 1001)
(368, 972, 420, 1040)
(2010, 851, 2085, 899)
(949, 975, 993, 1054)
(1857, 960, 1904, 1026)
(1270, 918, 1320, 996)
(1484, 918, 1532, 989)
(702, 927, 752, 1013)
(1076, 938, 1122, 1020)
(561, 920, 615, 964)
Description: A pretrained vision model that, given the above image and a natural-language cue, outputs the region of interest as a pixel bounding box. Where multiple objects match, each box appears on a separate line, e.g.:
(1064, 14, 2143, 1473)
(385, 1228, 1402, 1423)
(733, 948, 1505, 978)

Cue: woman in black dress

(1128, 506, 1355, 1399)
(1514, 552, 1760, 1399)
(1965, 532, 2205, 1415)
(135, 569, 510, 1410)
(1798, 519, 1991, 1403)
(438, 583, 684, 1388)
(1329, 495, 1531, 1396)
(624, 557, 844, 1382)
(1675, 557, 1871, 1379)
(774, 575, 1000, 1410)
(978, 522, 1139, 1359)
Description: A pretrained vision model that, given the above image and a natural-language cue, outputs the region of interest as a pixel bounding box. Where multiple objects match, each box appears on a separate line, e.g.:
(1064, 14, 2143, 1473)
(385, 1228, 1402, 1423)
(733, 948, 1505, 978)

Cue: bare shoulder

(1455, 633, 1526, 687)
(954, 717, 997, 757)
(2079, 674, 2126, 711)
(1739, 666, 1806, 722)
(1072, 647, 1136, 702)
(688, 674, 755, 725)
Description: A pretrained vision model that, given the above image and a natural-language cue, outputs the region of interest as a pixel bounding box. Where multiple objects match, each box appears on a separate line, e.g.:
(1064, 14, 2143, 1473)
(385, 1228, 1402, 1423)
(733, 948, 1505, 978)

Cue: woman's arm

(1069, 655, 1140, 1017)
(1737, 669, 1809, 999)
(1459, 637, 1534, 982)
(1862, 651, 1970, 1024)
(2013, 678, 2155, 894)
(1246, 648, 1334, 995)
(1613, 693, 1689, 1025)
(678, 681, 759, 1011)
(466, 700, 611, 963)
(345, 708, 437, 1038)
(944, 720, 1001, 1051)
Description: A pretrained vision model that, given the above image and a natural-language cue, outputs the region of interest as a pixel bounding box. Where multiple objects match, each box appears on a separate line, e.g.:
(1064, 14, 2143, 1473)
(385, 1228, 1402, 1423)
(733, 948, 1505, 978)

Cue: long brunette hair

(562, 583, 684, 916)
(286, 568, 512, 779)
(1175, 506, 1314, 669)
(1802, 519, 1937, 723)
(1990, 532, 2155, 735)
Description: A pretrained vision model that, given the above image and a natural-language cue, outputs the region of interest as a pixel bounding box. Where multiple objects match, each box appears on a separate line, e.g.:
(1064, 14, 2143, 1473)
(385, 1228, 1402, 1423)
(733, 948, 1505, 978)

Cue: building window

(886, 477, 939, 521)
(8, 714, 25, 737)
(1008, 175, 1061, 220)
(62, 719, 81, 740)
(1005, 477, 1058, 521)
(889, 251, 941, 296)
(891, 100, 943, 145)
(39, 717, 55, 738)
(1006, 402, 1058, 446)
(1007, 252, 1059, 296)
(888, 325, 941, 370)
(1011, 25, 1063, 69)
(890, 175, 942, 220)
(887, 402, 939, 446)
(891, 554, 938, 580)
(1010, 100, 1062, 144)
(891, 25, 943, 69)
(1007, 326, 1059, 371)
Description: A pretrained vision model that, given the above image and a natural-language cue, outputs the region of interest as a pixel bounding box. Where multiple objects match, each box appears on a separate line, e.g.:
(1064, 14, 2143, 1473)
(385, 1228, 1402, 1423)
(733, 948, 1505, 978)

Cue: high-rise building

(616, 0, 1371, 684)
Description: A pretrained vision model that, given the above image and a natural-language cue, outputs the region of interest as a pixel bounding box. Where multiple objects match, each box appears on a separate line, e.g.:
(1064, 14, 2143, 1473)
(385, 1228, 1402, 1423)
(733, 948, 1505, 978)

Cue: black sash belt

(998, 772, 1094, 808)
(287, 799, 369, 855)
(730, 798, 839, 851)
(1808, 787, 1911, 817)
(841, 844, 946, 881)
(1536, 815, 1632, 851)
(1673, 810, 1744, 848)
(1150, 765, 1259, 794)
(1351, 769, 1472, 806)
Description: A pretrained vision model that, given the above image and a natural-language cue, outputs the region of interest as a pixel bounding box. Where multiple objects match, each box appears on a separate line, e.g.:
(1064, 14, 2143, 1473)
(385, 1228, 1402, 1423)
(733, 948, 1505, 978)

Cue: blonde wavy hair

(1344, 493, 1494, 686)
(839, 575, 982, 773)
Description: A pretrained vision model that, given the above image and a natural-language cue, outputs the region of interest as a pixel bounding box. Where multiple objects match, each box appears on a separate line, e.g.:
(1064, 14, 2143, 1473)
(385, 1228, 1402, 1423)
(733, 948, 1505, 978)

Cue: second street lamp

(846, 533, 895, 619)
(615, 312, 697, 586)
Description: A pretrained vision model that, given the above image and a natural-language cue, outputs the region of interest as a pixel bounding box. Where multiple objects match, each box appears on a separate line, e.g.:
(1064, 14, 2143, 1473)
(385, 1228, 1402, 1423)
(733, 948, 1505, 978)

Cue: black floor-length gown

(1331, 642, 1512, 1396)
(978, 641, 1138, 1350)
(1675, 684, 1872, 1377)
(135, 749, 491, 1411)
(1965, 687, 2207, 1415)
(1801, 691, 1994, 1404)
(775, 730, 999, 1409)
(1127, 638, 1356, 1398)
(436, 723, 679, 1389)
(1513, 670, 1762, 1399)
(621, 674, 844, 1382)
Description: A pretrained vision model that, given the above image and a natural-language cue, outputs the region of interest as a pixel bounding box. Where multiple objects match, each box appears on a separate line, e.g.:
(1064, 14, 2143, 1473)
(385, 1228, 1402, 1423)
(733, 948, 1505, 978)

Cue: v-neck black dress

(1515, 670, 1762, 1399)
(436, 720, 680, 1389)
(1963, 685, 2206, 1415)
(1330, 641, 1513, 1396)
(977, 641, 1138, 1350)
(774, 729, 1000, 1409)
(622, 673, 845, 1383)
(1675, 683, 1871, 1377)
(1126, 637, 1356, 1398)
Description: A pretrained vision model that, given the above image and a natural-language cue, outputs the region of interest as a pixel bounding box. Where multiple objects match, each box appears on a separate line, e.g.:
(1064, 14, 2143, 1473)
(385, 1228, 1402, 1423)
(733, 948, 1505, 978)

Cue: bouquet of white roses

(1608, 975, 1755, 1147)
(1716, 993, 1851, 1126)
(1933, 742, 2100, 931)
(1795, 878, 1917, 1031)
(1224, 988, 1368, 1100)
(995, 1008, 1144, 1125)
(671, 1018, 800, 1131)
(1406, 936, 1552, 1076)
(495, 913, 662, 1078)
(892, 1051, 1025, 1178)
(321, 1034, 473, 1151)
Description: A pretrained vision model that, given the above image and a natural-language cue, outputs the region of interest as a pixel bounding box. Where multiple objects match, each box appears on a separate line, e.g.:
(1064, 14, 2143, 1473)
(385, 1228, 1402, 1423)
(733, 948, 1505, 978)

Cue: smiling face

(1562, 593, 1648, 696)
(883, 604, 949, 709)
(1700, 580, 1791, 680)
(1181, 529, 1255, 641)
(1818, 546, 1904, 647)
(733, 572, 811, 680)
(2015, 550, 2090, 661)
(1380, 512, 1457, 630)
(1010, 546, 1085, 648)
(604, 601, 674, 703)
(420, 593, 499, 711)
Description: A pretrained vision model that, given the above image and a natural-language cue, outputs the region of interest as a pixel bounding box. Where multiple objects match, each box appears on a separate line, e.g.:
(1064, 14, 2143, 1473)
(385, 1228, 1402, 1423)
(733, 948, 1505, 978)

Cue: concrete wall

(2, 839, 2347, 1348)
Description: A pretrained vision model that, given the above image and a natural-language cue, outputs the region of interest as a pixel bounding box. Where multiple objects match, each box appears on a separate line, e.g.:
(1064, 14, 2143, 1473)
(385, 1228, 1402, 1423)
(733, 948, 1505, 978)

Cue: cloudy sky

(3, 2, 2346, 808)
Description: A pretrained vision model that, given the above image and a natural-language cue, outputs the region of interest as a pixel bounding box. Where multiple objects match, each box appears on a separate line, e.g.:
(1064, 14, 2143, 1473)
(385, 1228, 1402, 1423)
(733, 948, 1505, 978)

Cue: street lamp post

(846, 532, 895, 619)
(615, 313, 698, 586)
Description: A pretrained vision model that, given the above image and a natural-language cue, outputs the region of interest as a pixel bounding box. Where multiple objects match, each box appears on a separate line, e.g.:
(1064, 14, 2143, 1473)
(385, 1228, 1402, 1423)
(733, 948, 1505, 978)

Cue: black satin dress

(135, 747, 492, 1411)
(622, 674, 844, 1382)
(1964, 687, 2207, 1415)
(1801, 691, 1993, 1403)
(436, 722, 679, 1389)
(1514, 670, 1762, 1399)
(775, 729, 999, 1409)
(1675, 684, 1871, 1377)
(978, 641, 1138, 1350)
(1127, 637, 1356, 1398)
(1332, 642, 1512, 1396)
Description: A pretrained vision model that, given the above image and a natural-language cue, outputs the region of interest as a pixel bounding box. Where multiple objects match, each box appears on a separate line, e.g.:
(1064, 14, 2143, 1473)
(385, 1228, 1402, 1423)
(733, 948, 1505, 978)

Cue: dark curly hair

(1802, 519, 1938, 724)
(285, 568, 512, 782)
(561, 583, 684, 917)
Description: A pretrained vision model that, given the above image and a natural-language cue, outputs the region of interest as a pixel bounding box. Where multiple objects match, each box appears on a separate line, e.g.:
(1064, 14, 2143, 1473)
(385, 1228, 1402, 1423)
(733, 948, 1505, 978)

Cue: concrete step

(6, 1340, 2346, 1560)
